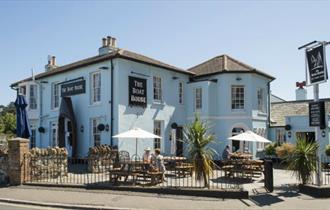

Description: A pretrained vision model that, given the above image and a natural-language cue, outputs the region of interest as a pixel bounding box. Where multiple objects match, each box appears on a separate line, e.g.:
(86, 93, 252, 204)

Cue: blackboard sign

(306, 44, 328, 84)
(129, 76, 147, 107)
(61, 79, 86, 97)
(309, 101, 326, 129)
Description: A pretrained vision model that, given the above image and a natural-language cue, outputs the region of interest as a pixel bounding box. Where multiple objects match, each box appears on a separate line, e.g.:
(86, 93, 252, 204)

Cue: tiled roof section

(270, 99, 330, 126)
(11, 49, 193, 86)
(188, 54, 275, 80)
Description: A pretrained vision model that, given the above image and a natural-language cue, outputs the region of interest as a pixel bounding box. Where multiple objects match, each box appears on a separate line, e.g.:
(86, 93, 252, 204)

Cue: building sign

(129, 76, 147, 107)
(61, 79, 86, 97)
(309, 101, 326, 129)
(306, 44, 328, 84)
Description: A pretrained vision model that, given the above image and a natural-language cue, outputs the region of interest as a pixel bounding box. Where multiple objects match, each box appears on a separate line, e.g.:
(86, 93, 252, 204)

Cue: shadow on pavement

(249, 184, 299, 207)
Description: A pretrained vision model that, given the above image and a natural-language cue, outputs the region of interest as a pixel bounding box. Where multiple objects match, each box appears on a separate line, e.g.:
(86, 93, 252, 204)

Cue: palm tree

(183, 115, 216, 188)
(286, 138, 318, 185)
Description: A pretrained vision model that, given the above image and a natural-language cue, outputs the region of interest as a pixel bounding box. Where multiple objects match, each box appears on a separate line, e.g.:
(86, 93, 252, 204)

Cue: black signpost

(61, 79, 86, 97)
(299, 41, 329, 186)
(306, 44, 328, 84)
(128, 76, 147, 107)
(309, 101, 326, 129)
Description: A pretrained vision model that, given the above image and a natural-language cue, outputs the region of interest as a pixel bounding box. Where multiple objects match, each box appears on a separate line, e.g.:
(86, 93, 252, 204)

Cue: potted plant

(183, 115, 216, 188)
(285, 138, 318, 185)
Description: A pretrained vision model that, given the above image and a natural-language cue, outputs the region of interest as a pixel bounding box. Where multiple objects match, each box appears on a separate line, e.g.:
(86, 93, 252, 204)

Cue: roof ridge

(188, 54, 226, 72)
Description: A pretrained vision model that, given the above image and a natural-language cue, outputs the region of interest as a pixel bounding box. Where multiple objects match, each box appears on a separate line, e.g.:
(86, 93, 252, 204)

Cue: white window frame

(19, 85, 26, 96)
(231, 85, 245, 110)
(154, 120, 162, 150)
(91, 117, 101, 147)
(153, 76, 162, 102)
(179, 81, 184, 105)
(29, 84, 38, 110)
(194, 87, 202, 111)
(50, 122, 58, 147)
(91, 71, 101, 104)
(257, 88, 265, 112)
(51, 82, 61, 110)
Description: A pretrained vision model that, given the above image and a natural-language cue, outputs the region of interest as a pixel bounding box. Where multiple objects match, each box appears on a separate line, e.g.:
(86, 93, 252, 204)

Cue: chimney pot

(51, 56, 56, 66)
(102, 38, 107, 47)
(111, 37, 117, 48)
(107, 36, 112, 46)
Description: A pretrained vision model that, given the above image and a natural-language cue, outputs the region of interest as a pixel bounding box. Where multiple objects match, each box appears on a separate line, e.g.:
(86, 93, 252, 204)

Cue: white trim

(90, 71, 102, 105)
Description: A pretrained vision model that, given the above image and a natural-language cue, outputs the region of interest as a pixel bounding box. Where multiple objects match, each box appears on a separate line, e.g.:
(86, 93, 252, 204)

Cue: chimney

(99, 36, 117, 55)
(45, 55, 58, 71)
(295, 81, 307, 101)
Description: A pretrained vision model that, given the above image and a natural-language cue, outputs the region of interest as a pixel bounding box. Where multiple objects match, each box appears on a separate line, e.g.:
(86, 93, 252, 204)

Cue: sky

(0, 0, 330, 105)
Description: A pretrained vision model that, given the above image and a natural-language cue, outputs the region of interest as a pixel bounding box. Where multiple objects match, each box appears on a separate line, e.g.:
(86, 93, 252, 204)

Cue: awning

(58, 97, 77, 157)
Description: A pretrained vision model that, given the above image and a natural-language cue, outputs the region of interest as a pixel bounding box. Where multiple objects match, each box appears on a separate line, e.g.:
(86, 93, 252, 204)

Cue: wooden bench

(175, 164, 193, 177)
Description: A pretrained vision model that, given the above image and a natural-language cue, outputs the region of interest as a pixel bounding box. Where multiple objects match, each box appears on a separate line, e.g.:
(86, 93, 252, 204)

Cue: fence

(310, 155, 330, 186)
(23, 154, 247, 190)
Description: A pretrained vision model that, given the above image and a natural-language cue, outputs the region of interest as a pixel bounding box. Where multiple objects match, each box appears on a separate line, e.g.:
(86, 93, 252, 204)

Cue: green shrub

(264, 143, 276, 156)
(325, 145, 330, 156)
(276, 143, 295, 159)
(286, 138, 318, 185)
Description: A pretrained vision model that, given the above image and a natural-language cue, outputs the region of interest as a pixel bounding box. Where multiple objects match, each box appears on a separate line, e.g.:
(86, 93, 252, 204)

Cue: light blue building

(11, 36, 275, 159)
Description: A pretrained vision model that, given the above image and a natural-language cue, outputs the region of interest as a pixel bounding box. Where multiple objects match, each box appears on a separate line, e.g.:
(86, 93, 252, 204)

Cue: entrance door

(231, 127, 245, 152)
(65, 119, 73, 157)
(176, 126, 183, 156)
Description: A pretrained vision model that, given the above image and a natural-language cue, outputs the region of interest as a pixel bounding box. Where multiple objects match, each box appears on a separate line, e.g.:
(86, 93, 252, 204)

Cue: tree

(1, 112, 16, 135)
(183, 115, 216, 188)
(285, 138, 318, 185)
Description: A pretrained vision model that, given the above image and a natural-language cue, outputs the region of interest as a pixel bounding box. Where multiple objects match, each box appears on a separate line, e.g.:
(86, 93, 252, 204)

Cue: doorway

(176, 126, 183, 156)
(65, 119, 73, 157)
(231, 127, 245, 152)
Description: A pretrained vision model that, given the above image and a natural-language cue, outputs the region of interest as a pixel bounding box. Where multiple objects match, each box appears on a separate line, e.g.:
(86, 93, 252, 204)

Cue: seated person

(143, 147, 154, 163)
(222, 145, 232, 160)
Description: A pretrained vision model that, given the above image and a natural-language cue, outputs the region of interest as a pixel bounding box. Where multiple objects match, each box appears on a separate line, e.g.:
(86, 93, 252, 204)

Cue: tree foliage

(285, 138, 318, 185)
(183, 115, 217, 188)
(0, 102, 16, 135)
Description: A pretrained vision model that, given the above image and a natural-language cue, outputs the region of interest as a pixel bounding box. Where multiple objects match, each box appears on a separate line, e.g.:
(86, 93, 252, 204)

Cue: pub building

(11, 36, 275, 159)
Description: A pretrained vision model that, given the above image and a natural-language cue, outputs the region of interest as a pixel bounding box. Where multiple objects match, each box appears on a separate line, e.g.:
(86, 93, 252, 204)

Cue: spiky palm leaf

(184, 115, 216, 187)
(286, 138, 318, 184)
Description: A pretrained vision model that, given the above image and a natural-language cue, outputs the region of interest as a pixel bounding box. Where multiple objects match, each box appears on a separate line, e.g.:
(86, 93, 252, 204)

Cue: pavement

(0, 185, 330, 210)
(0, 168, 329, 210)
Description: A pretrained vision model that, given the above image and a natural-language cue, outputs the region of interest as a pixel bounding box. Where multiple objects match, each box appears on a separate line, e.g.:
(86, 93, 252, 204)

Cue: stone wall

(88, 145, 117, 173)
(0, 154, 8, 184)
(27, 147, 68, 180)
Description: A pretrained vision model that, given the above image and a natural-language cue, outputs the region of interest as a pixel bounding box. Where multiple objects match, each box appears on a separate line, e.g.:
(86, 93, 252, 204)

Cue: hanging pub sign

(306, 43, 328, 85)
(309, 101, 326, 129)
(128, 76, 147, 107)
(61, 79, 86, 97)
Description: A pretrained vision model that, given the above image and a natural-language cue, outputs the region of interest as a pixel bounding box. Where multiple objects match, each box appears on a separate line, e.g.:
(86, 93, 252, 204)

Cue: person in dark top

(222, 145, 231, 160)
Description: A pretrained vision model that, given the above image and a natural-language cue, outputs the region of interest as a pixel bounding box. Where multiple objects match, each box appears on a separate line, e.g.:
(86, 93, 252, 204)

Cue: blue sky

(1, 0, 330, 105)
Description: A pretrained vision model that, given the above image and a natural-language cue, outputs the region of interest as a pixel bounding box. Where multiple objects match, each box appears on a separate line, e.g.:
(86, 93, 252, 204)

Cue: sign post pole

(313, 84, 322, 186)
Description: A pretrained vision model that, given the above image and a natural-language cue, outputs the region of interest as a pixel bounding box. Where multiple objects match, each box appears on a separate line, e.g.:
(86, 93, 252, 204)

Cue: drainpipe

(267, 81, 271, 137)
(110, 58, 114, 146)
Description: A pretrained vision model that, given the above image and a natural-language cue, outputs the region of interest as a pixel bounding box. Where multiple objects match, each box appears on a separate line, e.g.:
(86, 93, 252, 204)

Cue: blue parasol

(14, 95, 31, 138)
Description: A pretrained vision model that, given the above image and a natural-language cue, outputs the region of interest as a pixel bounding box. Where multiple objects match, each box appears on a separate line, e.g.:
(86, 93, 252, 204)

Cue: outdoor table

(230, 153, 253, 160)
(175, 163, 194, 177)
(109, 161, 150, 185)
(163, 156, 187, 170)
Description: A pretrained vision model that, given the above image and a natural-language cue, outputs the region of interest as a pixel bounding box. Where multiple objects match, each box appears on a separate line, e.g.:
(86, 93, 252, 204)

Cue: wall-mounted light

(80, 125, 84, 133)
(287, 131, 292, 138)
(322, 130, 326, 138)
(236, 77, 242, 81)
(105, 124, 110, 132)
